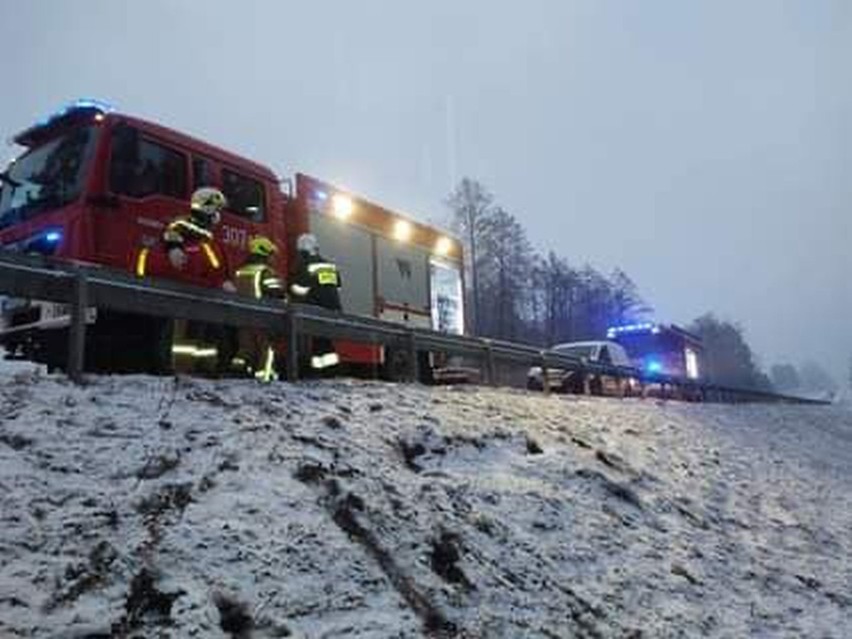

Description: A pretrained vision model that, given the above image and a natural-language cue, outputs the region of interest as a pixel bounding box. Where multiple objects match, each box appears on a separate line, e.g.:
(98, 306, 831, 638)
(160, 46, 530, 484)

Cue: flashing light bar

(607, 322, 658, 338)
(44, 231, 62, 243)
(32, 98, 115, 131)
(68, 98, 115, 112)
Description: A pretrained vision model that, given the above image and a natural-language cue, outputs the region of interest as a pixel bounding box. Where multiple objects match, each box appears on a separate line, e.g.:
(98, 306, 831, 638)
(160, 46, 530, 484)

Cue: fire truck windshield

(0, 125, 98, 230)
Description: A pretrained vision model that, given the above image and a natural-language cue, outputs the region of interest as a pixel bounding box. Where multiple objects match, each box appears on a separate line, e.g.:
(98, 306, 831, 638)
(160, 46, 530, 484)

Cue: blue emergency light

(607, 322, 657, 338)
(44, 231, 62, 243)
(34, 98, 115, 129)
(645, 360, 663, 374)
(68, 98, 115, 112)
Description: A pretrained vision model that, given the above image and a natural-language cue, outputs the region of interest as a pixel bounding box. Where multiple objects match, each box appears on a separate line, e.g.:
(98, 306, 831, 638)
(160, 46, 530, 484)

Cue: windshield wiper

(0, 171, 21, 188)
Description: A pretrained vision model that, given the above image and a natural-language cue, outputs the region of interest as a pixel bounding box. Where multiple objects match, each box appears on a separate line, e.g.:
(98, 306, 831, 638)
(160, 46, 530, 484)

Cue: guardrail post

(67, 271, 87, 384)
(286, 307, 299, 382)
(484, 340, 496, 386)
(407, 331, 419, 383)
(540, 352, 550, 396)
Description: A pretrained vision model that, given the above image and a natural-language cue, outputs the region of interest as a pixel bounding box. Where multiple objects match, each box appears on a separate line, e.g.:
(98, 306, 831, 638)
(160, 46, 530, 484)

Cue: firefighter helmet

(296, 233, 319, 255)
(249, 235, 277, 257)
(190, 187, 227, 226)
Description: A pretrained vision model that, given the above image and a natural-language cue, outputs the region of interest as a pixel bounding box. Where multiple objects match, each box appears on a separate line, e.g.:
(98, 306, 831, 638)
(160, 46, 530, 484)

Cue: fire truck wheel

(383, 348, 411, 382)
(147, 318, 175, 375)
(417, 351, 434, 384)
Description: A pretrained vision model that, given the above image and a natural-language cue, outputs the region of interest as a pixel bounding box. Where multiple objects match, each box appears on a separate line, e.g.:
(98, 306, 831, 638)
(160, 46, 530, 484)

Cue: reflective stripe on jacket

(291, 253, 342, 311)
(163, 217, 213, 247)
(307, 262, 340, 286)
(235, 262, 285, 300)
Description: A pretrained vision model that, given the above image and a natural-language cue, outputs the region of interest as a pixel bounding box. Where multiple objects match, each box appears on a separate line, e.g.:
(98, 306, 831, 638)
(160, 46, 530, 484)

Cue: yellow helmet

(190, 187, 227, 226)
(249, 235, 277, 257)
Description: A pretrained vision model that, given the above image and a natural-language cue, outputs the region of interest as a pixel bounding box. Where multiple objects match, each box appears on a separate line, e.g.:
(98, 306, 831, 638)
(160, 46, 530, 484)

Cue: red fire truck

(0, 100, 465, 375)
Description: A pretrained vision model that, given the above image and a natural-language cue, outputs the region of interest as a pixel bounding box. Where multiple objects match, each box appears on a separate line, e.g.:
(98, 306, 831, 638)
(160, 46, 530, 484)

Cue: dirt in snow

(0, 363, 850, 637)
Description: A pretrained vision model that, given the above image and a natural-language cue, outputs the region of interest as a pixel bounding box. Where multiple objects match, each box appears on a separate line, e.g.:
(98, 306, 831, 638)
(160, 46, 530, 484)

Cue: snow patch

(0, 371, 850, 637)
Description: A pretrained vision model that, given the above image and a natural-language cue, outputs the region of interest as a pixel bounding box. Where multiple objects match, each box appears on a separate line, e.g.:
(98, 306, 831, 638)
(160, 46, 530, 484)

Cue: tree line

(446, 177, 835, 394)
(770, 361, 839, 398)
(447, 178, 649, 347)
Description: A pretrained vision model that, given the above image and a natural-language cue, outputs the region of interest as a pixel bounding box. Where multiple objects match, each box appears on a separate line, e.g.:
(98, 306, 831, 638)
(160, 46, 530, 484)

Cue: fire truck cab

(0, 100, 465, 375)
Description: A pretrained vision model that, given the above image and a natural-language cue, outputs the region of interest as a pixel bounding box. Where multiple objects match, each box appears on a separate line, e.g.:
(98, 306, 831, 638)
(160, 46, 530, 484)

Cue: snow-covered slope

(0, 366, 849, 637)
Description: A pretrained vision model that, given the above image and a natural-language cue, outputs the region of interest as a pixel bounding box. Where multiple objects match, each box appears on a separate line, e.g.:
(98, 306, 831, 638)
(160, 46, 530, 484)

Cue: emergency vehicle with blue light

(606, 323, 703, 380)
(0, 100, 465, 374)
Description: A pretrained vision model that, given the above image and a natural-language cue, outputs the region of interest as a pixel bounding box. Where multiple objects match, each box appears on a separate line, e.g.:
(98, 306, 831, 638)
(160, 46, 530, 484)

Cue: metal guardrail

(0, 251, 830, 405)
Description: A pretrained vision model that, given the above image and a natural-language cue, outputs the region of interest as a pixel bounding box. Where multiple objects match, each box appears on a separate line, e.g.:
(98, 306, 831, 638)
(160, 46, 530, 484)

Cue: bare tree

(446, 178, 651, 347)
(573, 265, 614, 340)
(447, 178, 492, 335)
(609, 268, 652, 325)
(535, 252, 569, 344)
(533, 252, 581, 345)
(476, 207, 534, 340)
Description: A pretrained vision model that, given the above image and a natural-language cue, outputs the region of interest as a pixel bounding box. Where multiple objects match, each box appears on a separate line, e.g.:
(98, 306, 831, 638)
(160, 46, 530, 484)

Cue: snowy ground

(0, 362, 850, 638)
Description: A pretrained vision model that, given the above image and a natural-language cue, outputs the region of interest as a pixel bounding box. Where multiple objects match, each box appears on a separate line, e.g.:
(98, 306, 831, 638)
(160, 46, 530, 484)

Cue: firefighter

(231, 235, 286, 381)
(134, 187, 232, 374)
(135, 186, 231, 287)
(290, 233, 342, 373)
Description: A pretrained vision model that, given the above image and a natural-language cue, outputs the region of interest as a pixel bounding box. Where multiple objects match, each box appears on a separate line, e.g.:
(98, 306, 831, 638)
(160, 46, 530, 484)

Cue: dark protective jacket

(290, 251, 342, 311)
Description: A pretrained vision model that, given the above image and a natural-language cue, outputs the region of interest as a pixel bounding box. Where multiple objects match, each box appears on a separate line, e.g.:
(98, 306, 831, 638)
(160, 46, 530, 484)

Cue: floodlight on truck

(332, 194, 354, 220)
(393, 219, 412, 242)
(435, 236, 453, 256)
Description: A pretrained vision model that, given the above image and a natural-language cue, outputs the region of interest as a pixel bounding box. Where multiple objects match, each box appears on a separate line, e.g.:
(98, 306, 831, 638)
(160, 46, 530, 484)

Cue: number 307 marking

(221, 225, 247, 249)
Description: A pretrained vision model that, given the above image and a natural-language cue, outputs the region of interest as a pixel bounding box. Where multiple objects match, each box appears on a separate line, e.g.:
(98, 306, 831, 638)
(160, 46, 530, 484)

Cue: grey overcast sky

(3, 0, 850, 379)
